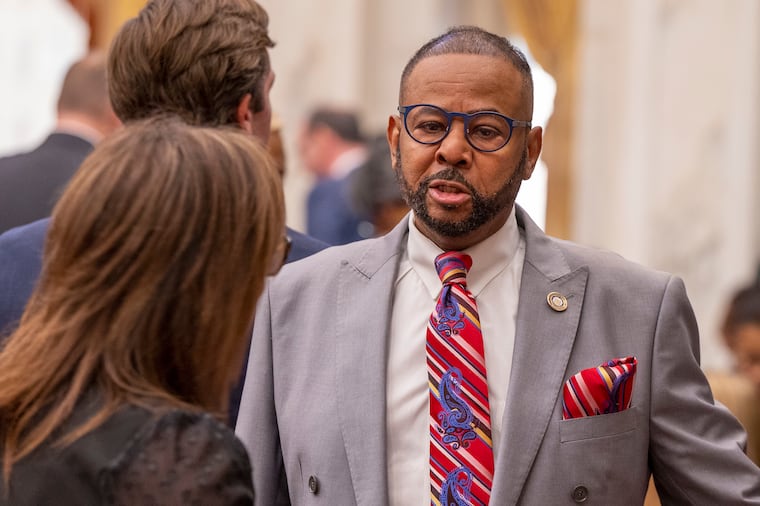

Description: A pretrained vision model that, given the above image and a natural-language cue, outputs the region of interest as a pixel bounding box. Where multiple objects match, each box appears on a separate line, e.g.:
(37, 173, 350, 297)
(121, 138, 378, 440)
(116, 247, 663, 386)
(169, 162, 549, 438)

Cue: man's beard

(393, 148, 527, 238)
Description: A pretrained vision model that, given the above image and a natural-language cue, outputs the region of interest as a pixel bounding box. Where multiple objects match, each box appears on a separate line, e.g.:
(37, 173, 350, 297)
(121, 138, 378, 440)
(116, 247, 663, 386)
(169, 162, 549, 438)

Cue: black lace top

(1, 405, 253, 505)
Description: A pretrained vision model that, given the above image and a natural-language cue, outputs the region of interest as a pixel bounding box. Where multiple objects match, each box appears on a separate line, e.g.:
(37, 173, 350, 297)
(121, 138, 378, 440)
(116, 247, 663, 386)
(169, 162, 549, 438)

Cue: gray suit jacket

(236, 207, 760, 505)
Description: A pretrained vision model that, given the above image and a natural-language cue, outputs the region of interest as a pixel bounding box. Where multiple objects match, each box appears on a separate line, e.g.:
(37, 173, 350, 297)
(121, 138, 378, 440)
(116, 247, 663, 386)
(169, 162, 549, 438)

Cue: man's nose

(435, 119, 472, 168)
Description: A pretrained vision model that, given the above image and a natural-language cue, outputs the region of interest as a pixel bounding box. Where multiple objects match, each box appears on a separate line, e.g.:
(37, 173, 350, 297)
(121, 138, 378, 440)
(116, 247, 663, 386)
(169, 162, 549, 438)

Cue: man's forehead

(409, 53, 518, 76)
(401, 54, 523, 102)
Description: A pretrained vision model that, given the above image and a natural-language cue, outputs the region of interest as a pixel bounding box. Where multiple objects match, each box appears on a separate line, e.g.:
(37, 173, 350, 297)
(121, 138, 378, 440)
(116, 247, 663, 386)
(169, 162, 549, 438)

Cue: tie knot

(435, 252, 472, 286)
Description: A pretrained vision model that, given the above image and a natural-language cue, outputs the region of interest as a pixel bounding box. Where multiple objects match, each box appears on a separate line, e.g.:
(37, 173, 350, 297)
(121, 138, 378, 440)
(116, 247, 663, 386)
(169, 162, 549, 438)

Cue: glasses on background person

(398, 103, 531, 153)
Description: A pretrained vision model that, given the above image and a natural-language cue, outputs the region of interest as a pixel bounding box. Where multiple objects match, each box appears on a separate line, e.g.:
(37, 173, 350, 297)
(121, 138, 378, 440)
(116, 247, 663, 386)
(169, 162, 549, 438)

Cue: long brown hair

(0, 116, 284, 480)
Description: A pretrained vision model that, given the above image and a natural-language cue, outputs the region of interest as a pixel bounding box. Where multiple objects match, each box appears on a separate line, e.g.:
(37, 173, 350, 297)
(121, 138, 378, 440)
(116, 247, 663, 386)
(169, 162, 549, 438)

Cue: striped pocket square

(562, 356, 637, 420)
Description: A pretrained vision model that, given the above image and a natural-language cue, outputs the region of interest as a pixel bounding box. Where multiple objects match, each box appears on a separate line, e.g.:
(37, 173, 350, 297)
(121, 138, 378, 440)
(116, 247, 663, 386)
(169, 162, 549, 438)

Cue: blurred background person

(266, 111, 329, 259)
(224, 113, 329, 428)
(0, 116, 285, 504)
(300, 106, 370, 245)
(0, 0, 88, 157)
(350, 133, 409, 237)
(0, 51, 120, 234)
(716, 269, 760, 463)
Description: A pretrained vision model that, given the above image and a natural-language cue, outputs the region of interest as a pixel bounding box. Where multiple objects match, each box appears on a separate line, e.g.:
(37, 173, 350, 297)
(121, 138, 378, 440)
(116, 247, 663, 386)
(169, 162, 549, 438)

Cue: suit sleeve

(235, 282, 291, 506)
(648, 276, 760, 503)
(0, 223, 45, 337)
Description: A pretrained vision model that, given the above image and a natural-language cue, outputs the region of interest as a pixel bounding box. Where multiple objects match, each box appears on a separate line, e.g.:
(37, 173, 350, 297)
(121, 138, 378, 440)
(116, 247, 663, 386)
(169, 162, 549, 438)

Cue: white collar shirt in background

(329, 145, 367, 178)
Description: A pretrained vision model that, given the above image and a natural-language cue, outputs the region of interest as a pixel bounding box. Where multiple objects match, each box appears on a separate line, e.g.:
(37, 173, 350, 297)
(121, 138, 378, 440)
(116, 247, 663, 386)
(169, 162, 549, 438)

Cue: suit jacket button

(308, 475, 319, 494)
(572, 485, 589, 503)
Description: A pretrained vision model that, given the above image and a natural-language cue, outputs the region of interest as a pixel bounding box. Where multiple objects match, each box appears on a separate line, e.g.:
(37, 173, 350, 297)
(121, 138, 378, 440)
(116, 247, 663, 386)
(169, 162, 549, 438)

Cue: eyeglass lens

(404, 105, 512, 152)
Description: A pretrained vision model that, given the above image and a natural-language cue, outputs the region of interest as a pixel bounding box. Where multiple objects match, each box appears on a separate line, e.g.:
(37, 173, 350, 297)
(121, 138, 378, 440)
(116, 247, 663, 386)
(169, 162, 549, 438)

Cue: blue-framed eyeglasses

(398, 104, 531, 152)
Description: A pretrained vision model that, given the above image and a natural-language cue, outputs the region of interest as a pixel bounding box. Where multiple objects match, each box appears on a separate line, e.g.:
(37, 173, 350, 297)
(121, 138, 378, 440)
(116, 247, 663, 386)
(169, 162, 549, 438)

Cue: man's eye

(416, 121, 446, 134)
(470, 126, 503, 140)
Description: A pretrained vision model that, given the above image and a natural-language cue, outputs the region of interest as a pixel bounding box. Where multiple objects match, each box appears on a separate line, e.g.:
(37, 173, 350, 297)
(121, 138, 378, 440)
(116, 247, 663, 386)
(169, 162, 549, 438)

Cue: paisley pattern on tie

(438, 368, 477, 449)
(562, 356, 638, 419)
(428, 252, 494, 506)
(440, 467, 474, 506)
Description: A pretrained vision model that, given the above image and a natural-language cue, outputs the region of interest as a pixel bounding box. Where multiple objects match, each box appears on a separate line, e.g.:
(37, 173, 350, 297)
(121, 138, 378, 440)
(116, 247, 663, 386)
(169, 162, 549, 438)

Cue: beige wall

(574, 0, 760, 370)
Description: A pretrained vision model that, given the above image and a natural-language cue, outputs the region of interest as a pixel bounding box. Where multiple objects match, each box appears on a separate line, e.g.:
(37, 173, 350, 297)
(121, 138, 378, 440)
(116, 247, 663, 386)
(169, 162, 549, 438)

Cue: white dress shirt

(387, 208, 526, 505)
(329, 145, 368, 178)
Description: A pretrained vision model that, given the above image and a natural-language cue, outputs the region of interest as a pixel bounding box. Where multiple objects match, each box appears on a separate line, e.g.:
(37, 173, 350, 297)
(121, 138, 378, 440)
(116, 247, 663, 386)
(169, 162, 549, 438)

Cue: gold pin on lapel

(547, 291, 568, 312)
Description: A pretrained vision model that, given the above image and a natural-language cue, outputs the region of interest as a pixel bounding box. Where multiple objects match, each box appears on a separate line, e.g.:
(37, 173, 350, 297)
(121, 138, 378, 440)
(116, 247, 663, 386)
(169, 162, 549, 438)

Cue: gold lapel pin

(547, 291, 568, 312)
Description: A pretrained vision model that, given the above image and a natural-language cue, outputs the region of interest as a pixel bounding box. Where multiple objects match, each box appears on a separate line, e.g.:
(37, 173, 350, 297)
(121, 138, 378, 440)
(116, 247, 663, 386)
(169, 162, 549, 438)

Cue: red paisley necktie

(427, 252, 494, 506)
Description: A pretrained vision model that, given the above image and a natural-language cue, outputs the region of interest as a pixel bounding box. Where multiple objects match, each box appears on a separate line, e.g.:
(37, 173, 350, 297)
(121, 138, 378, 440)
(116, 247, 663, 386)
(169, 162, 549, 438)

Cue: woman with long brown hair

(0, 116, 285, 504)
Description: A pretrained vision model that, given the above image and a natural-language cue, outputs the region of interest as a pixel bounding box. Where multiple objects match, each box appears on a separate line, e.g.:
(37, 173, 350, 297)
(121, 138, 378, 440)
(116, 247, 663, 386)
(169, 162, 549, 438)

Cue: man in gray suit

(236, 26, 760, 504)
(0, 52, 120, 234)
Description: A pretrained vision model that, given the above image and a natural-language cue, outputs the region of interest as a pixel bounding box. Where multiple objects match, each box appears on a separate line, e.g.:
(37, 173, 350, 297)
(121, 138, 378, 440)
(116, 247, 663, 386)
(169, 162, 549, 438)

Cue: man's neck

(54, 114, 107, 145)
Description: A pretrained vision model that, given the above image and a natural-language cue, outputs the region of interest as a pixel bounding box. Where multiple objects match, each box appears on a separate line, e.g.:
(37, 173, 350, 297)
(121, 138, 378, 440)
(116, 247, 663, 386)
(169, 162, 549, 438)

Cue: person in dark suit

(300, 107, 371, 245)
(266, 112, 331, 261)
(0, 0, 326, 424)
(0, 52, 121, 234)
(0, 219, 45, 338)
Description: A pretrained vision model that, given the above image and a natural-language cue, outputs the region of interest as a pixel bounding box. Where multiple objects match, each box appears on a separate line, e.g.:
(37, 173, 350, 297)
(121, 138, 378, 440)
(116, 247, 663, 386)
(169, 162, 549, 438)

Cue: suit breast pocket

(559, 405, 639, 443)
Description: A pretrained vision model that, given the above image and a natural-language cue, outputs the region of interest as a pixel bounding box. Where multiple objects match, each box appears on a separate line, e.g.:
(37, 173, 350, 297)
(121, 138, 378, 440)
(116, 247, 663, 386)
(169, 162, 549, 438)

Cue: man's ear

(523, 125, 543, 180)
(387, 115, 401, 167)
(236, 94, 254, 133)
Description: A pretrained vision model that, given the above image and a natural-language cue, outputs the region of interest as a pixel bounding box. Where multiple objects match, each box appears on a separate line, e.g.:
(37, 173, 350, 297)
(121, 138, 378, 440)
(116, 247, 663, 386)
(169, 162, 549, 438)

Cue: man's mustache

(418, 168, 475, 193)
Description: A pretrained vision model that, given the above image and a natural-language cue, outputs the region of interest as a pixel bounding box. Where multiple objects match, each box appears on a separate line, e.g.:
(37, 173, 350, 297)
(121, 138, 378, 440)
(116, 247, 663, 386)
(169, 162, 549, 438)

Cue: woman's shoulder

(0, 403, 153, 505)
(101, 409, 252, 505)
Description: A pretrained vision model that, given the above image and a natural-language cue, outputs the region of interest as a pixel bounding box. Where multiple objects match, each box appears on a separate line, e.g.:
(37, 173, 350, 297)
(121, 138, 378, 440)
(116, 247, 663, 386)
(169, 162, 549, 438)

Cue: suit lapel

(333, 221, 407, 506)
(491, 207, 589, 504)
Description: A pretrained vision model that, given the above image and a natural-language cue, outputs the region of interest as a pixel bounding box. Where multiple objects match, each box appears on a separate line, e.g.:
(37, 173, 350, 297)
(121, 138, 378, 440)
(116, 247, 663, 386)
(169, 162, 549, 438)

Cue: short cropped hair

(57, 51, 110, 119)
(399, 25, 534, 113)
(307, 108, 365, 143)
(108, 0, 274, 126)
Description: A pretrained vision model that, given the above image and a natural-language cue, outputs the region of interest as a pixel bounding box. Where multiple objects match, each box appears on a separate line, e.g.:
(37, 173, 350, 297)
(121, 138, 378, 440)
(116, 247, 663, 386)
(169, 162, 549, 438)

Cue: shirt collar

(329, 146, 368, 177)
(407, 206, 521, 299)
